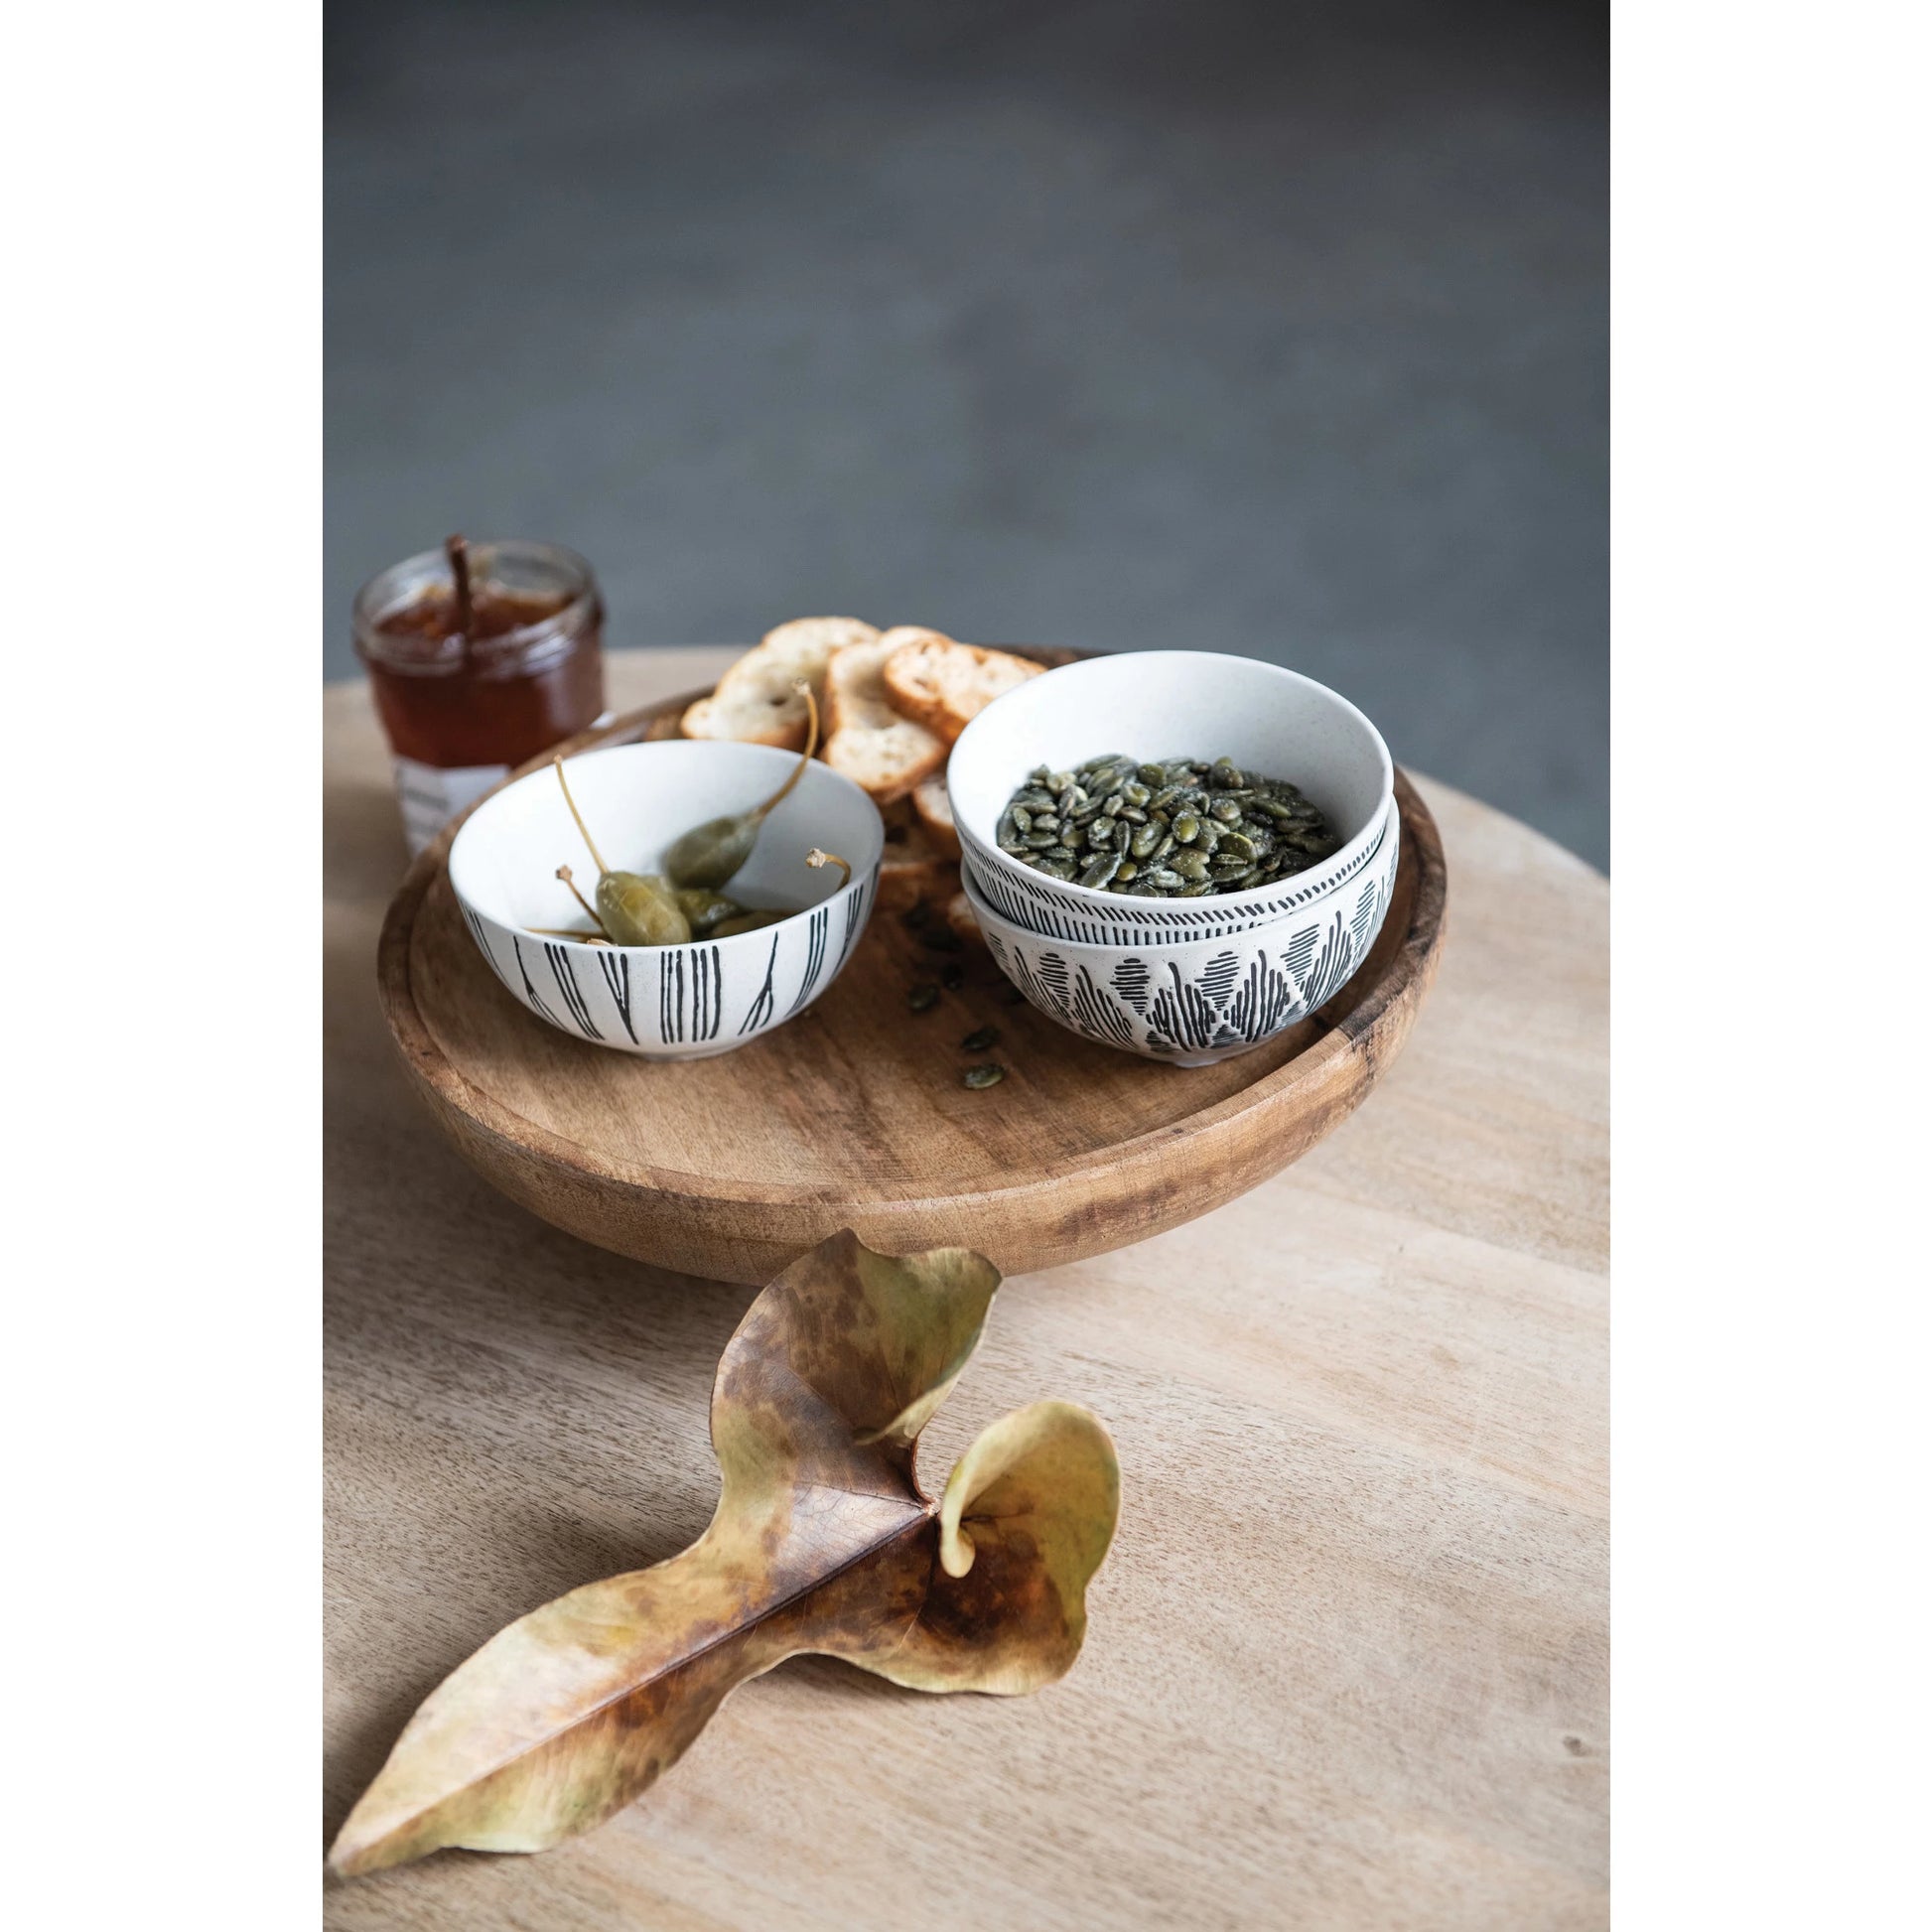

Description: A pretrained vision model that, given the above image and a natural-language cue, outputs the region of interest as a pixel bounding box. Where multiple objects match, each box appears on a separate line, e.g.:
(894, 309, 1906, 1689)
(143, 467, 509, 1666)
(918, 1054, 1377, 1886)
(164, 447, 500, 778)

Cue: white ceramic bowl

(960, 822, 1400, 1067)
(949, 650, 1394, 940)
(449, 743, 885, 1059)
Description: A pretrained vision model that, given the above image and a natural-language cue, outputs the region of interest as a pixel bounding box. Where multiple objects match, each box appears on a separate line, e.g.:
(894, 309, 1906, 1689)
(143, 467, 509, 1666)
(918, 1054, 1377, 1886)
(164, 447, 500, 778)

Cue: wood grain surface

(326, 648, 1609, 1931)
(377, 673, 1447, 1286)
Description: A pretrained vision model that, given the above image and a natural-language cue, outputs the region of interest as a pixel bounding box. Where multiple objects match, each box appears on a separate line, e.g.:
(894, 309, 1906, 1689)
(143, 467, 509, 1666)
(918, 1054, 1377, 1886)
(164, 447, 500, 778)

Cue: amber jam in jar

(353, 539, 607, 854)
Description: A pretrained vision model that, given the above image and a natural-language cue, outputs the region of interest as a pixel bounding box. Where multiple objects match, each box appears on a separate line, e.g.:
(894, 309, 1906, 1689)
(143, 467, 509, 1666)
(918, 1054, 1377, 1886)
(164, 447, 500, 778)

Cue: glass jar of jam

(353, 538, 608, 854)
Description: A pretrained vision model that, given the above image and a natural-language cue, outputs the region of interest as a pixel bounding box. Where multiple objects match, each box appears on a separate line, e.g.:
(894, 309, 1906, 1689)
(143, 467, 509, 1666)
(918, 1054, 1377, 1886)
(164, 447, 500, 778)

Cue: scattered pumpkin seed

(962, 1063, 1007, 1089)
(961, 1026, 1000, 1051)
(908, 984, 939, 1012)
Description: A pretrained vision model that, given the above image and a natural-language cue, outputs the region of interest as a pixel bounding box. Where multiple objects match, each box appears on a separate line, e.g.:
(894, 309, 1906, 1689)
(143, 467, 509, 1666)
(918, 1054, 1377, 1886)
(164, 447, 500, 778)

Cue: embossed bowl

(959, 826, 1399, 1067)
(448, 743, 885, 1059)
(949, 649, 1395, 941)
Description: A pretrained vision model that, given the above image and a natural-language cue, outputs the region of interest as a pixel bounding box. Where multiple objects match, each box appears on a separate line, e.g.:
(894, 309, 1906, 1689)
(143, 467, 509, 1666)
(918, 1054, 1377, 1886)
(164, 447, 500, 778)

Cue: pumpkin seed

(963, 1063, 1006, 1090)
(998, 755, 1340, 898)
(908, 984, 939, 1012)
(961, 1025, 1000, 1051)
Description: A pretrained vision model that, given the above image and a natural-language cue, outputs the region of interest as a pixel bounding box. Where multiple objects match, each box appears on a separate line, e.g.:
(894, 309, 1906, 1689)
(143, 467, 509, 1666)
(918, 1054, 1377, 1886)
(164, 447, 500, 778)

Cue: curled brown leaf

(329, 1230, 1119, 1877)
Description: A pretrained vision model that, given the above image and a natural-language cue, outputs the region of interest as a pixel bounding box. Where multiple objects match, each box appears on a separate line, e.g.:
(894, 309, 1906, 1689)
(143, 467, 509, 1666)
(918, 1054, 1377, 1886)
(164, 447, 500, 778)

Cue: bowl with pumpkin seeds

(948, 650, 1395, 946)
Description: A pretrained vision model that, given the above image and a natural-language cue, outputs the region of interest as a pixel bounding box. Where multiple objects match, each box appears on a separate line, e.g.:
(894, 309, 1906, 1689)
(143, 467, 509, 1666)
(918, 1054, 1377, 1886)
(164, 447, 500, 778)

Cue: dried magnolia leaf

(329, 1230, 1119, 1878)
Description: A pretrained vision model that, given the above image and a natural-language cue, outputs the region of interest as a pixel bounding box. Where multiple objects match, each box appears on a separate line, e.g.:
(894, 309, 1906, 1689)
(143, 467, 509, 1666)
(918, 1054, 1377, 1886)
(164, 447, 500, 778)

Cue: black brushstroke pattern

(463, 908, 510, 992)
(510, 936, 560, 1027)
(785, 906, 830, 1018)
(835, 878, 870, 970)
(1296, 910, 1359, 1014)
(545, 944, 603, 1039)
(740, 932, 781, 1035)
(660, 949, 684, 1042)
(694, 944, 723, 1040)
(1069, 964, 1136, 1044)
(597, 950, 637, 1043)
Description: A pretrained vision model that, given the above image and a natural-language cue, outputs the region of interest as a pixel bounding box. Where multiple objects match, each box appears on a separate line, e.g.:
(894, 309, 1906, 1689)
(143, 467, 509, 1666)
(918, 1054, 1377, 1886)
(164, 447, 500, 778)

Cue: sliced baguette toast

(880, 629, 1042, 745)
(910, 772, 961, 860)
(681, 616, 878, 749)
(873, 819, 951, 914)
(944, 889, 985, 949)
(822, 636, 946, 802)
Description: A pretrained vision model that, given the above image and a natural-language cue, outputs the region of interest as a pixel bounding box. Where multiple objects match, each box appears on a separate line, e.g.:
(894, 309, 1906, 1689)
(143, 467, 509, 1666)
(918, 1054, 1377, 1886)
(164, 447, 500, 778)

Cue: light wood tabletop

(326, 648, 1608, 1932)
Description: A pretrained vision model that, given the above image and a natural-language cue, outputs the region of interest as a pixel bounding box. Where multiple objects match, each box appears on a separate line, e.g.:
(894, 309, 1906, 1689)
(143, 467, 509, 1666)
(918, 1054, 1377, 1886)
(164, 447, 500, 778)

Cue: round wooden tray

(377, 669, 1449, 1285)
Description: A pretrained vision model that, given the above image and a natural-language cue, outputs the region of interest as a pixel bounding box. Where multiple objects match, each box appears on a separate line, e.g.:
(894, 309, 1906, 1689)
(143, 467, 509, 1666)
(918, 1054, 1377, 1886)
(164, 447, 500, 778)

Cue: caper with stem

(552, 761, 693, 947)
(661, 683, 820, 891)
(804, 847, 852, 891)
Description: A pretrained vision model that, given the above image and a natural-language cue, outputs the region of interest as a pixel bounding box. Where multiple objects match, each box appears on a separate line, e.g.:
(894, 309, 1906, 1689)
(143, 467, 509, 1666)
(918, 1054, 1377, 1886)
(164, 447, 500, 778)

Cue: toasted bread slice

(874, 819, 950, 914)
(910, 772, 961, 860)
(880, 629, 1042, 745)
(944, 889, 985, 949)
(822, 636, 946, 802)
(681, 617, 879, 749)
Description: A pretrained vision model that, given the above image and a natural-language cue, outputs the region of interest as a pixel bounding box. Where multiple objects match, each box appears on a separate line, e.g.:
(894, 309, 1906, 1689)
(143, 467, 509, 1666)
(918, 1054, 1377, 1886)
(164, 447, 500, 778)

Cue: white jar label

(393, 757, 509, 857)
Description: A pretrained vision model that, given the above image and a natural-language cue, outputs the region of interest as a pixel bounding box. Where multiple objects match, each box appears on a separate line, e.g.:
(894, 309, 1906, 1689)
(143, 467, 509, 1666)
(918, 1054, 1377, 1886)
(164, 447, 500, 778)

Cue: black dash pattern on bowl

(971, 805, 1394, 945)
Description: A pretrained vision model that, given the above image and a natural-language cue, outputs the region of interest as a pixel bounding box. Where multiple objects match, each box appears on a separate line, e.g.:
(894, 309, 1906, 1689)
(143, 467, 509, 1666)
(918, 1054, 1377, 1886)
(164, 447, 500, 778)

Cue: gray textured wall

(328, 0, 1606, 867)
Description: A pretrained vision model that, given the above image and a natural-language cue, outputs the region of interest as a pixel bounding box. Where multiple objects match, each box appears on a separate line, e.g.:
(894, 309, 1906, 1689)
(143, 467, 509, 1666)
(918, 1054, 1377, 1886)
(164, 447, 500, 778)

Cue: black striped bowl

(449, 742, 884, 1058)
